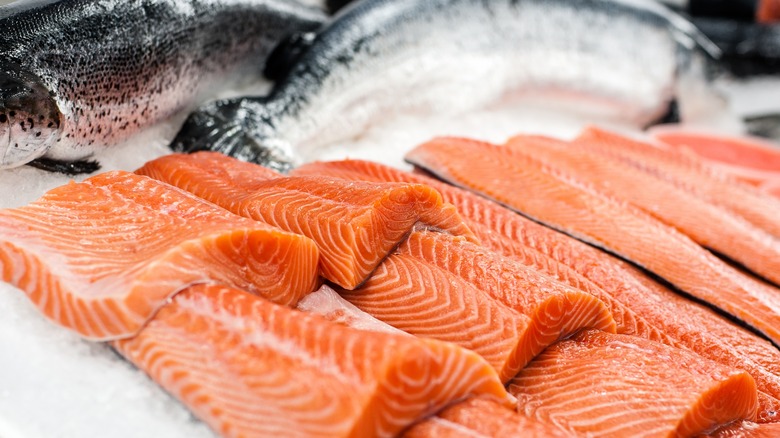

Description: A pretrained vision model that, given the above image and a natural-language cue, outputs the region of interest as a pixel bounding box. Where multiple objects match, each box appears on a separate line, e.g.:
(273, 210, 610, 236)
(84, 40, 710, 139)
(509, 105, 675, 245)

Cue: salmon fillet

(509, 330, 759, 437)
(651, 128, 780, 199)
(341, 229, 615, 383)
(293, 159, 663, 343)
(0, 171, 319, 340)
(295, 158, 780, 422)
(137, 152, 475, 289)
(405, 137, 780, 347)
(402, 397, 573, 438)
(576, 127, 780, 240)
(114, 284, 513, 438)
(506, 134, 780, 287)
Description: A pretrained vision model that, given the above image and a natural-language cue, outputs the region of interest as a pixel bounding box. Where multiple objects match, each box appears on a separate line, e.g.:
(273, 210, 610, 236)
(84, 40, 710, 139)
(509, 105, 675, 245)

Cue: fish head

(0, 61, 61, 169)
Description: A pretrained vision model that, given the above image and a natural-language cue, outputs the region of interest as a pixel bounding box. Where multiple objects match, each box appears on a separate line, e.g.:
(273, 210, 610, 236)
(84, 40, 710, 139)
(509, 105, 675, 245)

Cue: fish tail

(169, 98, 295, 173)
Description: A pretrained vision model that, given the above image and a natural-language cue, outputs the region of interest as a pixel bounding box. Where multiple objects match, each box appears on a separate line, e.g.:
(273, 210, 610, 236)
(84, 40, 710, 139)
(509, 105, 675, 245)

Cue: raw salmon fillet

(509, 330, 759, 437)
(0, 171, 319, 340)
(651, 128, 780, 198)
(576, 127, 780, 240)
(295, 158, 780, 422)
(137, 152, 475, 289)
(114, 284, 512, 438)
(293, 160, 663, 343)
(403, 397, 573, 438)
(405, 137, 780, 347)
(341, 229, 615, 382)
(506, 134, 780, 287)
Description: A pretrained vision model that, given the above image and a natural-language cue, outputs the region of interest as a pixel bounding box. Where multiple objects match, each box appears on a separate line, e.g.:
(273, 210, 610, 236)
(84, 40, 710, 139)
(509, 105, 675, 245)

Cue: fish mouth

(0, 60, 62, 169)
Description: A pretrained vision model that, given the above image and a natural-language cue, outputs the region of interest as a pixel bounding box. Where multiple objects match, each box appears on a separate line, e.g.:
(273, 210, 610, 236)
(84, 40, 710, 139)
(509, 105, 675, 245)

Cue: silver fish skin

(171, 0, 729, 173)
(0, 0, 325, 174)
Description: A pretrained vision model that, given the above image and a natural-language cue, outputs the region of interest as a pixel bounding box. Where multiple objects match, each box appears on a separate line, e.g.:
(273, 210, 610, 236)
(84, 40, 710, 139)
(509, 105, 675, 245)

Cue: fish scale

(0, 0, 325, 173)
(171, 0, 728, 172)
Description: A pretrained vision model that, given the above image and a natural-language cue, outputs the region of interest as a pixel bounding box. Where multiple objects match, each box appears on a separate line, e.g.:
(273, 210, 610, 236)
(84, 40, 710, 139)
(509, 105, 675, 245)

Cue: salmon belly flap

(114, 284, 513, 438)
(137, 151, 476, 290)
(0, 171, 320, 340)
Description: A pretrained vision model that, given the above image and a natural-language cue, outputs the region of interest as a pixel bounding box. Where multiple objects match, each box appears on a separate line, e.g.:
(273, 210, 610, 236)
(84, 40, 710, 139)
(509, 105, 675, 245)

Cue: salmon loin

(405, 137, 780, 347)
(506, 134, 780, 287)
(295, 158, 780, 422)
(509, 330, 759, 437)
(576, 127, 780, 240)
(0, 171, 319, 340)
(137, 151, 475, 289)
(341, 229, 615, 383)
(403, 397, 573, 438)
(114, 284, 513, 438)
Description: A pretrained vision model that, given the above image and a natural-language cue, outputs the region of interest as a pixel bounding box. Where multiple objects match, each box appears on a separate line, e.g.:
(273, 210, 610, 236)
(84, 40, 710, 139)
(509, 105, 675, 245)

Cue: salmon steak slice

(405, 137, 780, 348)
(0, 171, 319, 340)
(137, 152, 475, 289)
(403, 397, 574, 438)
(506, 134, 780, 287)
(509, 330, 759, 437)
(296, 158, 780, 422)
(575, 127, 780, 240)
(341, 229, 615, 383)
(114, 284, 513, 438)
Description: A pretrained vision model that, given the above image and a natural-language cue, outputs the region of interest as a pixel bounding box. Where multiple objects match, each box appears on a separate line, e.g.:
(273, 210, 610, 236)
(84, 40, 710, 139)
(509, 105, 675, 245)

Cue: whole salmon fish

(171, 0, 731, 172)
(0, 0, 325, 174)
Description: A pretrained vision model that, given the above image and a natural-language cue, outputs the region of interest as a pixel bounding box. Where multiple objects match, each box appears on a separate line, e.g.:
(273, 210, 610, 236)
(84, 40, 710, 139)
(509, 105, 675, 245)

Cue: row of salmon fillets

(2, 126, 780, 437)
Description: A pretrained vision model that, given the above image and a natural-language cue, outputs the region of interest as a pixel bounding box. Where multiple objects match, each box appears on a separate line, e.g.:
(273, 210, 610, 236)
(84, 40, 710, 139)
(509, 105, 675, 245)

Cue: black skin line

(27, 157, 101, 175)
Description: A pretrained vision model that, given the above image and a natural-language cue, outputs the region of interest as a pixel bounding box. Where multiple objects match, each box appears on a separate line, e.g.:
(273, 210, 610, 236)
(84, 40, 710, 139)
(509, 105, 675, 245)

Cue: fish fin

(263, 32, 317, 82)
(27, 157, 101, 175)
(170, 99, 295, 173)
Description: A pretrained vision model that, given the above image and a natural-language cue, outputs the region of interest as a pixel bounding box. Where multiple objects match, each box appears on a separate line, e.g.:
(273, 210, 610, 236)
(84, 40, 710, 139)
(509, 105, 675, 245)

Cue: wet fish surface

(0, 0, 325, 174)
(171, 0, 728, 172)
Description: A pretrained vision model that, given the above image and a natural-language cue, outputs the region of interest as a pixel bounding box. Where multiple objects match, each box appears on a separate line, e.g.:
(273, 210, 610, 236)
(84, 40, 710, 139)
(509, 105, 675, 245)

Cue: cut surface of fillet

(403, 397, 574, 438)
(341, 229, 615, 383)
(405, 137, 780, 348)
(114, 284, 513, 438)
(506, 134, 780, 287)
(294, 158, 780, 422)
(509, 330, 759, 438)
(137, 151, 474, 289)
(0, 171, 319, 340)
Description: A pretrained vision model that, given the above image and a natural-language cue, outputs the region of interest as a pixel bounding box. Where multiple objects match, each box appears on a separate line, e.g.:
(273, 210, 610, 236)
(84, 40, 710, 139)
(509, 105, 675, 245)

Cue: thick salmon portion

(341, 229, 615, 383)
(403, 397, 574, 438)
(137, 152, 475, 290)
(293, 159, 662, 343)
(576, 127, 780, 240)
(506, 134, 780, 287)
(295, 158, 780, 422)
(405, 137, 780, 348)
(0, 171, 319, 340)
(114, 284, 513, 438)
(509, 330, 759, 437)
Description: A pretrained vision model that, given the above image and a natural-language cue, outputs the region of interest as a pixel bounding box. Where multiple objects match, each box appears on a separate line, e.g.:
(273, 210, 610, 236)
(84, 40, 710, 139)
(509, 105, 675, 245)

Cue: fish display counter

(2, 0, 780, 437)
